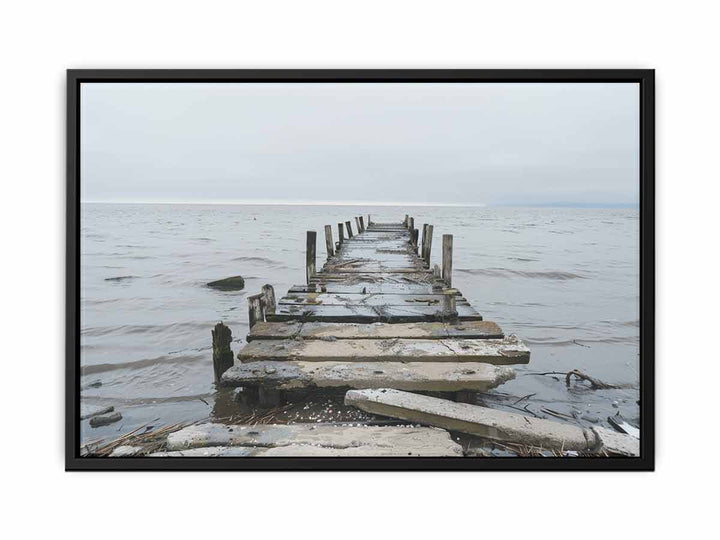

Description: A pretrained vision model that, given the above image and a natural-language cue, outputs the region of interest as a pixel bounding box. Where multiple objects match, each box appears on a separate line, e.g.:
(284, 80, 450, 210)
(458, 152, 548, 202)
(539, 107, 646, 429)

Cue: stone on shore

(110, 445, 145, 457)
(163, 422, 461, 457)
(152, 443, 453, 457)
(593, 426, 640, 457)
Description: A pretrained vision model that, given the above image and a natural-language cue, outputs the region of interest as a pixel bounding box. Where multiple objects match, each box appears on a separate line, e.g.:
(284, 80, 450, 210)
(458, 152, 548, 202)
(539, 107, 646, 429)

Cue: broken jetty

(219, 215, 530, 403)
(100, 215, 637, 458)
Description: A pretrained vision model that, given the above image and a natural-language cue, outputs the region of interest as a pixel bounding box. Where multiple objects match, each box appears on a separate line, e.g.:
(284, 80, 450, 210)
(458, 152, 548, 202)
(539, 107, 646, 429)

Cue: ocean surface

(80, 203, 640, 445)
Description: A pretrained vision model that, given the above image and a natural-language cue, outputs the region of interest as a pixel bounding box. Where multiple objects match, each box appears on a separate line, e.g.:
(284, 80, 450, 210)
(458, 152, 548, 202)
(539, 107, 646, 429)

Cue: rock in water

(80, 404, 114, 420)
(207, 276, 245, 291)
(89, 412, 122, 428)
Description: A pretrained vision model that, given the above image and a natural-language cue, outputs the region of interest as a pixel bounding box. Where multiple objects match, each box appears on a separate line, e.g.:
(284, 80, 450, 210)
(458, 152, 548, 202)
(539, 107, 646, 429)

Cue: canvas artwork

(67, 71, 653, 470)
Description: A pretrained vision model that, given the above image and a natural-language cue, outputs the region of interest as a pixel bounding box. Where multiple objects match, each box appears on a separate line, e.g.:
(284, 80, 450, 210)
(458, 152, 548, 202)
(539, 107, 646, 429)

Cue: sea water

(80, 203, 639, 445)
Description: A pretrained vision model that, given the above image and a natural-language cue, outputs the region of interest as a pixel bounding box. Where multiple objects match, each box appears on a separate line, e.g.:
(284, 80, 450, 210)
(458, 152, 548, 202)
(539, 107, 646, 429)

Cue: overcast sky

(81, 82, 638, 206)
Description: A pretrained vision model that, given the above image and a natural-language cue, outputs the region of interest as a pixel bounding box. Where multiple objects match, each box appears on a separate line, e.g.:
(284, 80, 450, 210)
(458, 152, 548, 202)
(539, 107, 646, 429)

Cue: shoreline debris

(156, 423, 462, 457)
(608, 414, 640, 438)
(565, 369, 634, 390)
(524, 369, 634, 390)
(345, 388, 639, 457)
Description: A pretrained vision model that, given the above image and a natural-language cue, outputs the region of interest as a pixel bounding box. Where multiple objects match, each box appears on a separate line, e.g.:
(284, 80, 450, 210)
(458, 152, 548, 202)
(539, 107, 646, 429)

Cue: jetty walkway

(220, 215, 530, 402)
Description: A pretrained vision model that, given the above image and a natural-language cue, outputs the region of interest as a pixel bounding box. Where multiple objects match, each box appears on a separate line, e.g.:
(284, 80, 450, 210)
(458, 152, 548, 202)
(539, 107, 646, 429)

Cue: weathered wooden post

(404, 214, 409, 228)
(306, 230, 317, 284)
(421, 224, 428, 260)
(248, 293, 264, 328)
(412, 229, 419, 253)
(211, 322, 234, 383)
(442, 291, 458, 318)
(261, 284, 276, 316)
(345, 221, 354, 238)
(424, 225, 434, 267)
(359, 216, 365, 232)
(442, 234, 453, 287)
(324, 225, 334, 258)
(368, 214, 371, 226)
(337, 222, 344, 247)
(355, 216, 361, 233)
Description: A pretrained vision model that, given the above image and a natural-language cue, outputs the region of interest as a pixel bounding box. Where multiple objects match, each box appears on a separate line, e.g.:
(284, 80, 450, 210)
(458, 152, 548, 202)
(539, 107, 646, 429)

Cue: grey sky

(81, 82, 638, 206)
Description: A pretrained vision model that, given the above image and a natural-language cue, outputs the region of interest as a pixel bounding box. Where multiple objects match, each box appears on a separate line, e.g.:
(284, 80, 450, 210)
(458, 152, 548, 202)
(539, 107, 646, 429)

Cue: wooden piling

(261, 284, 276, 316)
(338, 223, 344, 245)
(345, 221, 354, 238)
(442, 234, 453, 287)
(306, 230, 317, 284)
(424, 225, 434, 267)
(442, 291, 458, 318)
(421, 224, 428, 261)
(324, 225, 334, 258)
(359, 216, 365, 232)
(211, 322, 234, 383)
(248, 294, 264, 328)
(404, 214, 409, 228)
(355, 216, 362, 233)
(408, 216, 414, 233)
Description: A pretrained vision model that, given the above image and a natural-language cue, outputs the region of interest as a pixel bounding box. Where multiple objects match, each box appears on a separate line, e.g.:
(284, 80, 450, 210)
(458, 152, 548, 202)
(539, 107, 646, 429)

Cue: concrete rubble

(345, 388, 639, 457)
(156, 422, 462, 457)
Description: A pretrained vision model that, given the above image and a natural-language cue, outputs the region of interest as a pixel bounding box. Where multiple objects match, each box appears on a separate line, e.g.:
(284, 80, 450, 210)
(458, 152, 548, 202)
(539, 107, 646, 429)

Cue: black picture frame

(66, 69, 654, 471)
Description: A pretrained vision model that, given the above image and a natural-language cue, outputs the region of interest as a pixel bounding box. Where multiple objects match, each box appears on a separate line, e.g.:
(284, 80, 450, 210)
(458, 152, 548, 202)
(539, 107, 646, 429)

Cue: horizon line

(80, 199, 637, 208)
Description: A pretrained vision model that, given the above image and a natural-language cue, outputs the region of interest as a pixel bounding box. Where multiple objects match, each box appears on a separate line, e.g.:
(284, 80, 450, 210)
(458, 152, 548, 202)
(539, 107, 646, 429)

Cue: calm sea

(80, 203, 639, 443)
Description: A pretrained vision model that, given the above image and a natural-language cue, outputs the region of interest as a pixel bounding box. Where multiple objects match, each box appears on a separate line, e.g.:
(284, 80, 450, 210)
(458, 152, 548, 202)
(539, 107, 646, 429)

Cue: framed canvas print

(66, 69, 654, 470)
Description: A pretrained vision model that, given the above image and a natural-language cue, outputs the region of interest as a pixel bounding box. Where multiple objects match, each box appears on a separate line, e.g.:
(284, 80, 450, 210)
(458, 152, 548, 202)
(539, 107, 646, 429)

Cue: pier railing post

(324, 225, 334, 258)
(442, 291, 458, 319)
(345, 221, 353, 238)
(306, 230, 317, 284)
(261, 284, 276, 316)
(421, 224, 428, 260)
(424, 225, 434, 267)
(442, 234, 453, 287)
(248, 294, 264, 329)
(338, 222, 344, 247)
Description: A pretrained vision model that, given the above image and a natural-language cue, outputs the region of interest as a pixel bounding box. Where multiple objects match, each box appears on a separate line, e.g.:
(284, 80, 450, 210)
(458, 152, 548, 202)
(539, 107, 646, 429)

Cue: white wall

(1, 1, 715, 538)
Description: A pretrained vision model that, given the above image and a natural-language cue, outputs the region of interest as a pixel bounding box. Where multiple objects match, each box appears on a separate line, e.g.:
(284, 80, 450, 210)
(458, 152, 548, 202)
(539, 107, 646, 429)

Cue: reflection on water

(80, 203, 639, 444)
